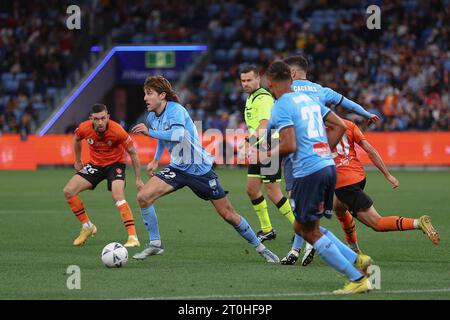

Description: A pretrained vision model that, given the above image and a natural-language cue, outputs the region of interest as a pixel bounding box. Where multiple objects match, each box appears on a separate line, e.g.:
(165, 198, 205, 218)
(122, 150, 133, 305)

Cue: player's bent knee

(63, 186, 76, 199)
(246, 187, 259, 199)
(137, 191, 152, 208)
(265, 185, 281, 198)
(111, 190, 125, 203)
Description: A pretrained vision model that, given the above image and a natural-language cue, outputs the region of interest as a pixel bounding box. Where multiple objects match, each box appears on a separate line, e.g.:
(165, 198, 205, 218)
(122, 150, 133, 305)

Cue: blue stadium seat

(1, 73, 14, 82)
(4, 79, 19, 93)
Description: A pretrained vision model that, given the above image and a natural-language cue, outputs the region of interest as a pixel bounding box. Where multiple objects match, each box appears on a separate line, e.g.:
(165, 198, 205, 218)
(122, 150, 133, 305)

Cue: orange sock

(117, 201, 136, 236)
(375, 216, 416, 232)
(336, 211, 358, 245)
(67, 195, 90, 224)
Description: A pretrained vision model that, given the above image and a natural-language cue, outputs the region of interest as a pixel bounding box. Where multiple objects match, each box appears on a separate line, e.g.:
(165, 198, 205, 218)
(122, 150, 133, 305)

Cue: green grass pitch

(0, 168, 449, 300)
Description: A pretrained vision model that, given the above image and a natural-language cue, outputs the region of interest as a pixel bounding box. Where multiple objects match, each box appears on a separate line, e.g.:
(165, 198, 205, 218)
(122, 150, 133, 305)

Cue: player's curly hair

(144, 75, 180, 103)
(266, 61, 292, 81)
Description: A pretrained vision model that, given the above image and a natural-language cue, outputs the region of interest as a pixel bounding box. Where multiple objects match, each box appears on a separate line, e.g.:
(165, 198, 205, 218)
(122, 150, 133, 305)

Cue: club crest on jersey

(107, 141, 113, 146)
(209, 179, 217, 189)
(87, 138, 94, 145)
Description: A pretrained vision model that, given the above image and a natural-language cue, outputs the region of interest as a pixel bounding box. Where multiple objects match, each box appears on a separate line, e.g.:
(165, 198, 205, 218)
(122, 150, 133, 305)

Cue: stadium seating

(0, 0, 448, 134)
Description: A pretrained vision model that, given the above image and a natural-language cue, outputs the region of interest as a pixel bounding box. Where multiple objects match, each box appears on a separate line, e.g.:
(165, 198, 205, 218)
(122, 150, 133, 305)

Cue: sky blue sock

(292, 234, 304, 251)
(234, 216, 260, 247)
(320, 226, 357, 263)
(140, 205, 160, 241)
(313, 234, 362, 281)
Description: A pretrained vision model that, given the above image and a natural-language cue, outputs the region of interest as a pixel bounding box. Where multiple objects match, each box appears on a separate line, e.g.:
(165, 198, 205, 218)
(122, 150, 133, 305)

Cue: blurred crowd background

(0, 0, 449, 136)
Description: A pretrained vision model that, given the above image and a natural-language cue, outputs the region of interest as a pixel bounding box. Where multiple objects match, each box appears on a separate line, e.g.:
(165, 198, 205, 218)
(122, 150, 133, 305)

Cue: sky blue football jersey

(268, 91, 335, 178)
(291, 79, 343, 106)
(146, 101, 213, 175)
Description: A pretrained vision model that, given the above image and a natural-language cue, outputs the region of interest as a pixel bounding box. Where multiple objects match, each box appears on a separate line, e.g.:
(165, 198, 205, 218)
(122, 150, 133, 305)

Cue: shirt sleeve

(154, 140, 165, 160)
(352, 122, 366, 143)
(167, 105, 186, 128)
(339, 97, 372, 118)
(320, 103, 331, 119)
(322, 86, 343, 106)
(116, 126, 134, 150)
(74, 124, 85, 139)
(254, 94, 274, 121)
(271, 99, 294, 131)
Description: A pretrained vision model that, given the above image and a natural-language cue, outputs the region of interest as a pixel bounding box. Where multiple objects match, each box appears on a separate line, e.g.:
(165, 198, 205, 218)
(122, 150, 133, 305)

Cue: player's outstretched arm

(126, 146, 144, 190)
(324, 111, 347, 150)
(359, 139, 399, 189)
(73, 135, 83, 171)
(325, 87, 379, 124)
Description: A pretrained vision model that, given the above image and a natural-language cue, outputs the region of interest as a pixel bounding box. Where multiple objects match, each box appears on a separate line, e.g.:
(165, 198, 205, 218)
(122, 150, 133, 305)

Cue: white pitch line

(126, 288, 450, 300)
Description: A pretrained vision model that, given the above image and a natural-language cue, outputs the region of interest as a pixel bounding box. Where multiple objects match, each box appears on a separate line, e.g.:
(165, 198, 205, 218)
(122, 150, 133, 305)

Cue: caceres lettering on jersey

(146, 101, 213, 175)
(331, 119, 367, 189)
(292, 79, 343, 107)
(268, 91, 335, 178)
(75, 120, 133, 166)
(292, 79, 371, 118)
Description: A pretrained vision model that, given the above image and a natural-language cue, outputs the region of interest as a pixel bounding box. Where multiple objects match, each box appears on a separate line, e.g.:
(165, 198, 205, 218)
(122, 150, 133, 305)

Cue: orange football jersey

(75, 120, 133, 166)
(331, 119, 366, 188)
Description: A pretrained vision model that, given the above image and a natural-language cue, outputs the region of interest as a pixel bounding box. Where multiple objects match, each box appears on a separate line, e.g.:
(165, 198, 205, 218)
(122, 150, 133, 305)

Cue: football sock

(251, 196, 272, 233)
(336, 210, 358, 245)
(313, 234, 362, 282)
(291, 233, 305, 251)
(320, 226, 358, 263)
(276, 196, 295, 224)
(255, 243, 266, 253)
(116, 200, 137, 236)
(67, 195, 90, 224)
(82, 221, 93, 228)
(140, 205, 160, 241)
(375, 216, 416, 231)
(234, 215, 260, 247)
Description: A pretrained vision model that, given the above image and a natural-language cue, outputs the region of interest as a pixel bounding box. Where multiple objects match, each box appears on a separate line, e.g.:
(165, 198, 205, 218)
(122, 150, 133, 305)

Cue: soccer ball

(101, 242, 128, 268)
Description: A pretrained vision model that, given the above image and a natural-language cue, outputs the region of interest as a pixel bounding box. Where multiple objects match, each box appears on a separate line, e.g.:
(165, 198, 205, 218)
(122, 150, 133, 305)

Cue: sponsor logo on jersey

(313, 142, 331, 158)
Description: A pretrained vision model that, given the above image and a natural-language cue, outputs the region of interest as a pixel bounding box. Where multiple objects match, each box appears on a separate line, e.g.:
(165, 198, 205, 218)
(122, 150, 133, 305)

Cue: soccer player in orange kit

(332, 119, 440, 249)
(63, 104, 144, 247)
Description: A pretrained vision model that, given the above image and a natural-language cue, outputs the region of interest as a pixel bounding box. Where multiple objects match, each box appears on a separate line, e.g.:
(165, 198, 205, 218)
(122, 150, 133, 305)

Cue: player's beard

(94, 123, 107, 134)
(243, 86, 252, 94)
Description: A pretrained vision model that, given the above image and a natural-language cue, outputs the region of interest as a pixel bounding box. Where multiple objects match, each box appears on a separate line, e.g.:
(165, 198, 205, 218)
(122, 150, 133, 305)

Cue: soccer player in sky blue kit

(262, 61, 373, 294)
(130, 75, 279, 263)
(282, 55, 380, 266)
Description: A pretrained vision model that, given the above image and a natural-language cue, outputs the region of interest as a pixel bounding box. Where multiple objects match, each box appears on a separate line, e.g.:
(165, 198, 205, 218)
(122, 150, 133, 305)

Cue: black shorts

(247, 160, 282, 183)
(155, 167, 227, 201)
(291, 165, 336, 223)
(77, 163, 126, 191)
(334, 178, 374, 217)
